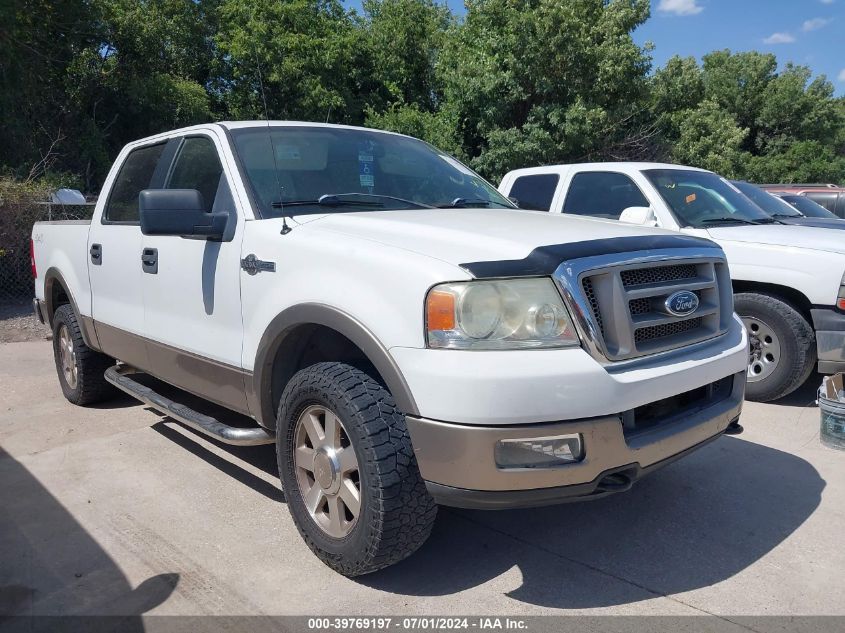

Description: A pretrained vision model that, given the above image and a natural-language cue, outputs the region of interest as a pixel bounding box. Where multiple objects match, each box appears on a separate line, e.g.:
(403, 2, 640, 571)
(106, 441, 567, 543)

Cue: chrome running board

(105, 365, 275, 446)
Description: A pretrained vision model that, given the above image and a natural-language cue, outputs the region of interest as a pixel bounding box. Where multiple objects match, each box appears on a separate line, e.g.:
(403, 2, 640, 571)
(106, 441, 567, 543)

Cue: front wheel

(735, 292, 816, 402)
(276, 362, 437, 576)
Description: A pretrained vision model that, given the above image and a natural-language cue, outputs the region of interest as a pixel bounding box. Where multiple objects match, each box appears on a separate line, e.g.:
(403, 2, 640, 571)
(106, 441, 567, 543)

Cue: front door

(139, 131, 249, 413)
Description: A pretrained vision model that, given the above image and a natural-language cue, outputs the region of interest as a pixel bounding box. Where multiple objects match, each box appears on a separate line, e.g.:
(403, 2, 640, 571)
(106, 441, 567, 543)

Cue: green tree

(215, 0, 371, 123)
(436, 0, 653, 180)
(669, 100, 748, 176)
(362, 0, 452, 111)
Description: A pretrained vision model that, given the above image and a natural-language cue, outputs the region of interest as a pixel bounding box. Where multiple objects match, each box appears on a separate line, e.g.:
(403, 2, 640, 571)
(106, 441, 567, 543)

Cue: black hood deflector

(460, 234, 717, 278)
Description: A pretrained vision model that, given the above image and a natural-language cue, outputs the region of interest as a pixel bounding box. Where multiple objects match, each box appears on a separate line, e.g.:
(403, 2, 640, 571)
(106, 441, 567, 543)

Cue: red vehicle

(760, 184, 845, 218)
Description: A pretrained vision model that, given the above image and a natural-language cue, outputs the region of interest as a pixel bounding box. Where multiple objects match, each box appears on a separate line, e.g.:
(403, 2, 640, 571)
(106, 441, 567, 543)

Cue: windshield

(643, 169, 774, 228)
(731, 180, 801, 217)
(781, 195, 839, 219)
(230, 126, 514, 217)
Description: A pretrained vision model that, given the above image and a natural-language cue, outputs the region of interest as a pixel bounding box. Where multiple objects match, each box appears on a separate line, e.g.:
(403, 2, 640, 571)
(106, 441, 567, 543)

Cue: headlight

(425, 278, 580, 350)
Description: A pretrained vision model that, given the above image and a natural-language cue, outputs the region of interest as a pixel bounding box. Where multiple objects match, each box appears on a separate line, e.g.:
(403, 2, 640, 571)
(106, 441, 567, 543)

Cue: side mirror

(139, 189, 228, 239)
(619, 206, 658, 227)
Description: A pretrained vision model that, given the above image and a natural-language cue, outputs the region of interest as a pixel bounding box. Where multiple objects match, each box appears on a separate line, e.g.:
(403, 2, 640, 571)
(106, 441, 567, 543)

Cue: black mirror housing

(139, 189, 228, 239)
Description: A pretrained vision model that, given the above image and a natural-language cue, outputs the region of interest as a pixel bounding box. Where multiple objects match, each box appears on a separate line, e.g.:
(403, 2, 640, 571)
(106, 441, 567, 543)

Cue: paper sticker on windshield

(359, 159, 374, 187)
(358, 142, 375, 188)
(275, 144, 301, 161)
(686, 193, 697, 204)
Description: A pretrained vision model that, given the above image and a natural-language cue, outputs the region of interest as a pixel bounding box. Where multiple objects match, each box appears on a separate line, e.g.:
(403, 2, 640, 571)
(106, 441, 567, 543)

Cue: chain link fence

(1, 180, 96, 300)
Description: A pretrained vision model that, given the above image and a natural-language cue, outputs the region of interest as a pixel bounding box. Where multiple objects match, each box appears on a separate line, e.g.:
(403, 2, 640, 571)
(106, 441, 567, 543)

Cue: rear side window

(806, 192, 838, 214)
(104, 143, 167, 222)
(563, 172, 649, 219)
(167, 136, 224, 212)
(509, 174, 559, 211)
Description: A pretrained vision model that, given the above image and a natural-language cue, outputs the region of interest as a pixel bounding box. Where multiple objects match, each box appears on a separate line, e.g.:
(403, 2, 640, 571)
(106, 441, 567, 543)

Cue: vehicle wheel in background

(276, 361, 437, 576)
(51, 304, 116, 405)
(735, 292, 816, 402)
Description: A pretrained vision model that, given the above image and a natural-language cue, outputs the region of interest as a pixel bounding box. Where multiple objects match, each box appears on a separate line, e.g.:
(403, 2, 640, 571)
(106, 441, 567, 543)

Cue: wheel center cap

(313, 450, 338, 492)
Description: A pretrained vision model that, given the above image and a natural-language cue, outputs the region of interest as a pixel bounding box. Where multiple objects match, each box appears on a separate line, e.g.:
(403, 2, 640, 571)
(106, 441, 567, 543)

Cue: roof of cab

(218, 120, 409, 138)
(504, 162, 712, 177)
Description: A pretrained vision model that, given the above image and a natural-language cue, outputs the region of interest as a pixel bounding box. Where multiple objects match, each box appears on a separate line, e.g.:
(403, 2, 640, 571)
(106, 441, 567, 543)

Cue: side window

(563, 172, 649, 220)
(167, 136, 224, 212)
(104, 143, 167, 222)
(806, 192, 837, 214)
(509, 174, 559, 211)
(836, 194, 845, 219)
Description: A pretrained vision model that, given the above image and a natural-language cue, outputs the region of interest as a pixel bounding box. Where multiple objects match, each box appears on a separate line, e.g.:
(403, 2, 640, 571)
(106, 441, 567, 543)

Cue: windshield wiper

(271, 193, 432, 210)
(437, 198, 492, 208)
(699, 217, 757, 226)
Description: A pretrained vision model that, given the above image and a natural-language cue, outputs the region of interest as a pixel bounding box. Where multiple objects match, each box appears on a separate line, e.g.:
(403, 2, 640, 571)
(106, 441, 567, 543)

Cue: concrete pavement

(1, 340, 843, 618)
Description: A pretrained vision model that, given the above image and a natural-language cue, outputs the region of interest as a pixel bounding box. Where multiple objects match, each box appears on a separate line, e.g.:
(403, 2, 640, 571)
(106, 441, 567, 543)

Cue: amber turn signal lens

(426, 290, 456, 331)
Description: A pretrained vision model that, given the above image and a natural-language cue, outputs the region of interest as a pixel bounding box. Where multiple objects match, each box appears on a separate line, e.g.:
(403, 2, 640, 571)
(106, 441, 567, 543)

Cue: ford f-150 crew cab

(500, 162, 845, 402)
(33, 124, 747, 576)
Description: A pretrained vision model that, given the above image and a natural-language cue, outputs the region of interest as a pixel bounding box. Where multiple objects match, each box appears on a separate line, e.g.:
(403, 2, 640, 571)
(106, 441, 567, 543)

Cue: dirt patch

(0, 300, 51, 343)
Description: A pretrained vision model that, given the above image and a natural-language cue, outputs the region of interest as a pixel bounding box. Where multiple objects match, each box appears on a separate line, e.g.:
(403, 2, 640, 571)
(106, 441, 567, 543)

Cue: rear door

(139, 130, 250, 413)
(88, 141, 171, 367)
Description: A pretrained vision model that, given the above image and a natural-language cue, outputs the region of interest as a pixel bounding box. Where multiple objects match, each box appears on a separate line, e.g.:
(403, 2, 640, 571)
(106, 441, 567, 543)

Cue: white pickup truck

(500, 162, 845, 402)
(32, 124, 746, 576)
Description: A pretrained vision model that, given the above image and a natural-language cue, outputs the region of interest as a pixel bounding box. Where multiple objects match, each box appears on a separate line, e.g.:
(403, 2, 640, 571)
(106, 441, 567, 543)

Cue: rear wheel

(735, 292, 816, 402)
(276, 362, 437, 576)
(51, 304, 116, 405)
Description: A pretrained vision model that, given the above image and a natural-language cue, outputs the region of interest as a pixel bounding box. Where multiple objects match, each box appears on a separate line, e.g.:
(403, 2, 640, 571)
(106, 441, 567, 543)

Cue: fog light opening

(495, 434, 584, 469)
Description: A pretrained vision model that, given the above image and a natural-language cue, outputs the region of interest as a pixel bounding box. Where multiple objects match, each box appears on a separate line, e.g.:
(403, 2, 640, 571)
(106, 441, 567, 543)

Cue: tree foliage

(1, 0, 843, 192)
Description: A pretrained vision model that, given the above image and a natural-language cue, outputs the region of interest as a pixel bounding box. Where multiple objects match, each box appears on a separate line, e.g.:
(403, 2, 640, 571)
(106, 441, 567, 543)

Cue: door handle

(90, 243, 102, 265)
(141, 248, 158, 274)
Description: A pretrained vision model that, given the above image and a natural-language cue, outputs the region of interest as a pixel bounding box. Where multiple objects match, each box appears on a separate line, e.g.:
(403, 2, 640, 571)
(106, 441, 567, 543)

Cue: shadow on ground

(91, 374, 826, 610)
(0, 448, 178, 625)
(360, 436, 825, 608)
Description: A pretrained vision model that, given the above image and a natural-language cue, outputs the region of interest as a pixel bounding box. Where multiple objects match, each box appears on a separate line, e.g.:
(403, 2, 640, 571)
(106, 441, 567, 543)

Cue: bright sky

(345, 0, 845, 96)
(637, 0, 845, 95)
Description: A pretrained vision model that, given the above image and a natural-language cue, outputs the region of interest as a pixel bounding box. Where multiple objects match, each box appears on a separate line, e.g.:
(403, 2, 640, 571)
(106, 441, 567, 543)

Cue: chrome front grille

(620, 264, 697, 287)
(634, 316, 703, 344)
(581, 277, 604, 335)
(558, 253, 733, 362)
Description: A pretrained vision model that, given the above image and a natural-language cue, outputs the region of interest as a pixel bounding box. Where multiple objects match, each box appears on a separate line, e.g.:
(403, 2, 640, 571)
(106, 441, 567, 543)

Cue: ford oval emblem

(664, 291, 699, 317)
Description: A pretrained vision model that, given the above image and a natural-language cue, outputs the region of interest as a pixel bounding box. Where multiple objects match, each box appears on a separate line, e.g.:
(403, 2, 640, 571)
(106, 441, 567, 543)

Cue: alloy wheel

(293, 405, 361, 538)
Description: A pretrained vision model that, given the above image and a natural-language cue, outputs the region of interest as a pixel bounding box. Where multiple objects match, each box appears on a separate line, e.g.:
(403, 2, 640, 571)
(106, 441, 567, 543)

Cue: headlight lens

(425, 278, 579, 349)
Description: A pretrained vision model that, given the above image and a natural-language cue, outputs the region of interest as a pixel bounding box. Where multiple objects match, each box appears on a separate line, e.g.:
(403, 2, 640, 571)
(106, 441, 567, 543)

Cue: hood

(776, 217, 845, 230)
(302, 208, 704, 269)
(705, 224, 845, 255)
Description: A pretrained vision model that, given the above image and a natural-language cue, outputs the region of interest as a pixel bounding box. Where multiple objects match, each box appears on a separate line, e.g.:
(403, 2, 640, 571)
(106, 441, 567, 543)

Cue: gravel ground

(0, 299, 51, 343)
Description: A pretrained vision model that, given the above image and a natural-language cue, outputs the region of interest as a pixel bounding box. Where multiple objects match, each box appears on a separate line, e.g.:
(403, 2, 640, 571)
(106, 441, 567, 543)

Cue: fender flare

(43, 267, 101, 350)
(248, 303, 420, 428)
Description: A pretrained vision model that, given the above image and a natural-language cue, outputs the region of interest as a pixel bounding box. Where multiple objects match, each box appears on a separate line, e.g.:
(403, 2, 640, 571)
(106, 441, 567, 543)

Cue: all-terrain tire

(735, 292, 816, 402)
(51, 304, 116, 405)
(276, 362, 437, 576)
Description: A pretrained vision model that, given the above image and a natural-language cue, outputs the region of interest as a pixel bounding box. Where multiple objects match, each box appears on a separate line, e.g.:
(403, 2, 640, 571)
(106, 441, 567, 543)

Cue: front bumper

(407, 371, 745, 509)
(812, 308, 845, 374)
